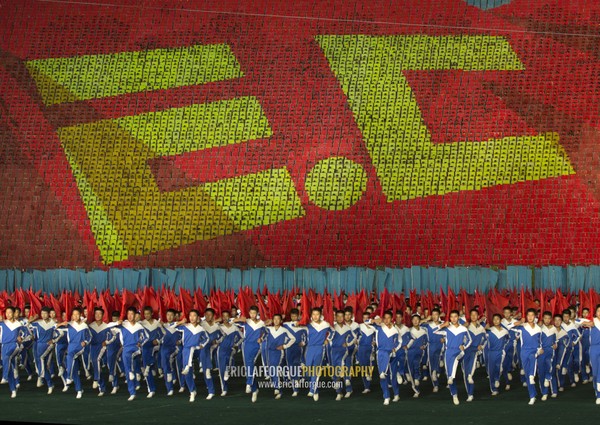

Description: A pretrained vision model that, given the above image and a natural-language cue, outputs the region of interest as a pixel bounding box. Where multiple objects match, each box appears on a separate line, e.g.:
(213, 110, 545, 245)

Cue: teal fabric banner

(1, 266, 599, 294)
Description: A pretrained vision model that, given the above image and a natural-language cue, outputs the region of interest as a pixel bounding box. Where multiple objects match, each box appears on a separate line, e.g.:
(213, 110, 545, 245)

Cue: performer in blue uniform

(328, 310, 356, 400)
(422, 308, 444, 392)
(406, 314, 428, 397)
(159, 309, 181, 396)
(511, 308, 544, 405)
(1, 306, 28, 398)
(356, 311, 375, 393)
(199, 308, 221, 400)
(580, 305, 600, 404)
(176, 309, 209, 403)
(304, 307, 331, 401)
(264, 313, 296, 399)
(140, 306, 162, 399)
(370, 311, 402, 405)
(576, 308, 592, 384)
(88, 308, 116, 397)
(395, 311, 411, 387)
(57, 307, 92, 399)
(484, 314, 510, 395)
(110, 307, 149, 401)
(344, 307, 360, 391)
(538, 311, 557, 401)
(30, 307, 56, 394)
(561, 309, 581, 387)
(283, 308, 307, 397)
(234, 306, 265, 402)
(464, 309, 486, 401)
(501, 306, 519, 390)
(553, 314, 569, 394)
(216, 310, 242, 396)
(15, 307, 34, 383)
(106, 311, 123, 394)
(435, 310, 472, 405)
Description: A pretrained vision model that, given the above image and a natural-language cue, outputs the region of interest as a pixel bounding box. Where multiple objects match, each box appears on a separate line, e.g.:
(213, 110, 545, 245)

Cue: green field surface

(1, 362, 597, 425)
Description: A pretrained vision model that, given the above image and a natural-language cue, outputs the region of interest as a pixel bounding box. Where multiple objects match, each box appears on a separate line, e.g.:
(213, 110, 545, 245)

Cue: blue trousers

(217, 346, 235, 393)
(445, 348, 465, 397)
(406, 347, 424, 393)
(106, 344, 122, 389)
(242, 342, 261, 392)
(141, 344, 158, 393)
(581, 339, 591, 381)
(305, 345, 325, 394)
(90, 344, 108, 392)
(66, 346, 86, 392)
(1, 343, 20, 392)
(285, 344, 303, 393)
(427, 343, 443, 387)
(327, 346, 349, 394)
(356, 345, 373, 390)
(181, 347, 200, 393)
(484, 348, 504, 392)
(377, 349, 399, 399)
(199, 346, 216, 395)
(589, 345, 600, 398)
(537, 349, 554, 396)
(34, 343, 55, 389)
(121, 346, 142, 396)
(502, 340, 516, 380)
(520, 348, 538, 399)
(463, 349, 478, 396)
(266, 348, 284, 391)
(160, 345, 179, 392)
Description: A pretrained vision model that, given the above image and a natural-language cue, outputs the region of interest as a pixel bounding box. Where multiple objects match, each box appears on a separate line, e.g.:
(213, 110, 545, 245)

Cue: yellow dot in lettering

(305, 157, 367, 210)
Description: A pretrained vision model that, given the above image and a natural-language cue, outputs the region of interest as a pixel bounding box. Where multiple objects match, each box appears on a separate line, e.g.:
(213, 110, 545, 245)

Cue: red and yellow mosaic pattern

(0, 0, 599, 268)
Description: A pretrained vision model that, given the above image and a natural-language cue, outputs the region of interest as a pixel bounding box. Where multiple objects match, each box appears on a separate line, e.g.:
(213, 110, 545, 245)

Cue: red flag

(409, 289, 418, 311)
(145, 287, 160, 319)
(83, 290, 97, 323)
(135, 289, 148, 315)
(165, 289, 179, 311)
(236, 287, 253, 318)
(439, 288, 447, 315)
(179, 289, 194, 319)
(267, 292, 282, 317)
(28, 289, 43, 318)
(113, 289, 122, 315)
(313, 292, 323, 309)
(156, 292, 167, 322)
(394, 294, 406, 323)
(345, 293, 358, 320)
(50, 293, 62, 319)
(358, 289, 368, 312)
(375, 288, 392, 317)
(281, 290, 295, 318)
(14, 288, 26, 311)
(62, 291, 75, 320)
(539, 289, 545, 322)
(459, 289, 472, 315)
(447, 288, 457, 315)
(299, 290, 311, 325)
(0, 293, 7, 317)
(120, 289, 138, 320)
(485, 293, 503, 323)
(255, 289, 270, 320)
(322, 292, 334, 323)
(209, 289, 222, 317)
(99, 291, 112, 323)
(588, 289, 599, 320)
(193, 289, 207, 313)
